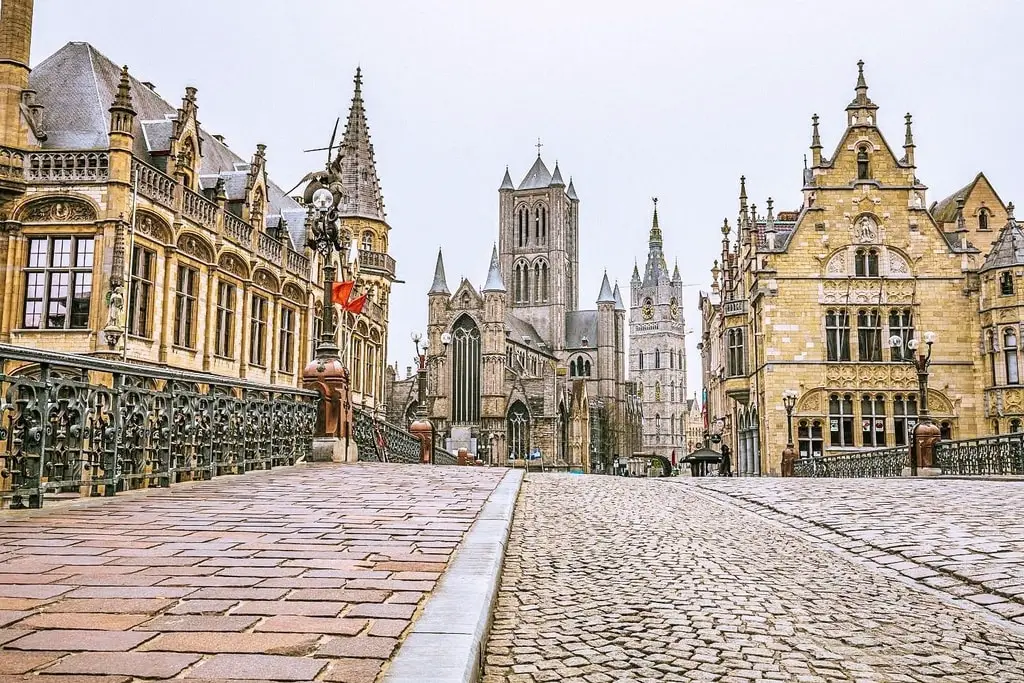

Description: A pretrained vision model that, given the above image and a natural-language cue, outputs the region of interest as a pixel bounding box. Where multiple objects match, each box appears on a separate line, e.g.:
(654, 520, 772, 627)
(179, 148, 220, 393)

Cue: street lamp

(781, 389, 798, 477)
(889, 331, 939, 474)
(408, 331, 433, 463)
(305, 187, 344, 360)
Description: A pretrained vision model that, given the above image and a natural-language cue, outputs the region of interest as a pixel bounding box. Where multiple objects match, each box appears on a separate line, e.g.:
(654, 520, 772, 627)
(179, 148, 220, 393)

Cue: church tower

(497, 148, 579, 352)
(630, 199, 688, 460)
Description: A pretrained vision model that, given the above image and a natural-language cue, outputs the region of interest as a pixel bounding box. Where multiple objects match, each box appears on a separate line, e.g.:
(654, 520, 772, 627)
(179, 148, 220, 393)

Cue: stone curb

(382, 467, 525, 683)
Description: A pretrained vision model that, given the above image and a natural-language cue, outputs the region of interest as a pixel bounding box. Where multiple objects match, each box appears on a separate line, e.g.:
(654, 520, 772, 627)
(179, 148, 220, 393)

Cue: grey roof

(482, 244, 506, 292)
(499, 167, 514, 191)
(505, 314, 548, 354)
(981, 210, 1024, 273)
(672, 260, 681, 281)
(612, 283, 625, 311)
(631, 261, 641, 282)
(329, 68, 387, 222)
(566, 178, 578, 201)
(140, 119, 173, 152)
(30, 42, 306, 250)
(550, 162, 565, 186)
(597, 271, 615, 304)
(518, 155, 552, 190)
(429, 248, 450, 295)
(565, 310, 598, 349)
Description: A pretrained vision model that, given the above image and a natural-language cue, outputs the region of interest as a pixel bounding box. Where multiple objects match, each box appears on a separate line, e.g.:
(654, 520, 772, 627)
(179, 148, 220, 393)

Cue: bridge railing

(0, 344, 318, 509)
(793, 446, 909, 478)
(351, 407, 461, 465)
(934, 434, 1024, 476)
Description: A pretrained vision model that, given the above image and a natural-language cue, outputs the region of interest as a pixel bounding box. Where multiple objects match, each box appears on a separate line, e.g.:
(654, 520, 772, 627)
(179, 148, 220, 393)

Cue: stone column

(0, 226, 19, 339)
(158, 250, 176, 363)
(752, 424, 761, 476)
(202, 271, 218, 371)
(239, 287, 251, 379)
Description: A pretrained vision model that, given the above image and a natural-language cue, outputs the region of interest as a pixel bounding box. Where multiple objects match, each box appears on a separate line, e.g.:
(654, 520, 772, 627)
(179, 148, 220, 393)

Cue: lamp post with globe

(889, 330, 939, 474)
(781, 389, 798, 477)
(409, 331, 434, 463)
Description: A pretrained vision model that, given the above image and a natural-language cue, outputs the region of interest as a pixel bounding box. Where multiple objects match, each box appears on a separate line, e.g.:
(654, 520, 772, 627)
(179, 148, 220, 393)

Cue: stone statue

(105, 283, 124, 328)
(855, 215, 877, 243)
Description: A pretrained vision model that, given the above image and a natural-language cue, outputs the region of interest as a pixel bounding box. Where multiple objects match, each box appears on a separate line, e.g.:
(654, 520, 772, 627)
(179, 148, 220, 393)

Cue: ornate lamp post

(889, 331, 939, 475)
(408, 331, 434, 464)
(781, 389, 798, 477)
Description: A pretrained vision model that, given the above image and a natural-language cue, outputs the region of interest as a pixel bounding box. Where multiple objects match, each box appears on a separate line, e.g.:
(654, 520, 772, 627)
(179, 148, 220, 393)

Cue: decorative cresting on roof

(597, 271, 615, 304)
(981, 203, 1024, 272)
(518, 155, 553, 190)
(499, 166, 514, 191)
(331, 67, 386, 221)
(847, 59, 877, 112)
(612, 282, 626, 311)
(429, 248, 450, 295)
(482, 243, 506, 292)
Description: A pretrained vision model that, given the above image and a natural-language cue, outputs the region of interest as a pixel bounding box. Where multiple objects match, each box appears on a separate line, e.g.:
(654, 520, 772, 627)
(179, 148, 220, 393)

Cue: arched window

(1000, 272, 1014, 296)
(516, 207, 529, 247)
(535, 205, 548, 245)
(1005, 328, 1019, 385)
(854, 248, 879, 277)
(798, 419, 824, 459)
(893, 394, 918, 446)
(655, 348, 661, 369)
(507, 401, 530, 459)
(513, 262, 528, 303)
(1012, 419, 1023, 433)
(826, 309, 850, 361)
(638, 350, 644, 370)
(829, 393, 854, 447)
(584, 359, 591, 376)
(352, 338, 363, 392)
(993, 419, 1001, 435)
(451, 315, 481, 423)
(655, 382, 662, 401)
(861, 394, 886, 447)
(533, 261, 548, 303)
(655, 413, 661, 435)
(889, 309, 914, 361)
(361, 231, 374, 251)
(857, 309, 882, 361)
(857, 145, 870, 180)
(979, 209, 990, 231)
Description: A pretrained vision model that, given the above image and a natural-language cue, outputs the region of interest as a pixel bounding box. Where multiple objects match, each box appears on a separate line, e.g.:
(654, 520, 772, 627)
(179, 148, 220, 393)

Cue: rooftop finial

(648, 197, 662, 246)
(1009, 202, 1016, 221)
(904, 113, 915, 147)
(652, 196, 659, 227)
(721, 217, 730, 236)
(811, 113, 821, 148)
(354, 66, 362, 96)
(856, 60, 867, 91)
(535, 137, 543, 157)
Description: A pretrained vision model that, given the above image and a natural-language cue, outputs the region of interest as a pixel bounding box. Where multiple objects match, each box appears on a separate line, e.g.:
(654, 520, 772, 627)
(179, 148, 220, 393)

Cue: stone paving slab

(0, 462, 509, 681)
(694, 478, 1024, 624)
(484, 474, 1024, 682)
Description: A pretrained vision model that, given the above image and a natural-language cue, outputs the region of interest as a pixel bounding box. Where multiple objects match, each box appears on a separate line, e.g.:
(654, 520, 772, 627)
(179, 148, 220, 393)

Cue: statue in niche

(855, 215, 878, 243)
(105, 282, 124, 328)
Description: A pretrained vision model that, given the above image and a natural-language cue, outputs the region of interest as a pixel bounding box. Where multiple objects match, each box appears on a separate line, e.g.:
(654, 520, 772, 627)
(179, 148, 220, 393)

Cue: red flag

(331, 281, 354, 306)
(344, 294, 367, 315)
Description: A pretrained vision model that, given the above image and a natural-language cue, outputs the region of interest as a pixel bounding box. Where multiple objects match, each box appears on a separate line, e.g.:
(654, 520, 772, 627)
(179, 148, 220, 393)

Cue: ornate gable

(167, 86, 202, 190)
(451, 278, 483, 310)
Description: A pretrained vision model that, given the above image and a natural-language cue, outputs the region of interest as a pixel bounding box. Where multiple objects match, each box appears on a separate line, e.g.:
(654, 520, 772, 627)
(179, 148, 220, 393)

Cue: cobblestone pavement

(0, 462, 507, 682)
(696, 478, 1024, 623)
(484, 475, 1024, 683)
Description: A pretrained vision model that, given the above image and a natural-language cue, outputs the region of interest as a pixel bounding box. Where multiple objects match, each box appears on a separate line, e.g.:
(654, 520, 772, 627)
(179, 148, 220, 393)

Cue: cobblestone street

(0, 463, 507, 681)
(484, 475, 1024, 683)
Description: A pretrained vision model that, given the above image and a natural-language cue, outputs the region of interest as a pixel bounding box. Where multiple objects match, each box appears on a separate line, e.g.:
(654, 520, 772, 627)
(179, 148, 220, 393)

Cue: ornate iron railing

(935, 434, 1024, 476)
(257, 232, 283, 262)
(286, 249, 310, 277)
(0, 344, 317, 509)
(182, 187, 219, 229)
(434, 446, 457, 465)
(224, 212, 254, 246)
(133, 159, 177, 208)
(351, 407, 423, 464)
(793, 446, 908, 478)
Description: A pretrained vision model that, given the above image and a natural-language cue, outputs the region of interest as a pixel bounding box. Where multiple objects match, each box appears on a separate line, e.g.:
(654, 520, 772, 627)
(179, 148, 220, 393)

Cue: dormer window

(1000, 271, 1014, 296)
(979, 208, 990, 231)
(856, 146, 870, 180)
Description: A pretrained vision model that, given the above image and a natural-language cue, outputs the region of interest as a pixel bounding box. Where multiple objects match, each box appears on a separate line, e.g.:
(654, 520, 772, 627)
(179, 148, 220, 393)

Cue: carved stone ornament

(176, 234, 214, 262)
(219, 253, 249, 280)
(796, 390, 822, 413)
(20, 198, 97, 223)
(253, 269, 278, 291)
(135, 212, 172, 243)
(283, 283, 305, 304)
(825, 250, 847, 276)
(853, 215, 878, 243)
(888, 251, 910, 276)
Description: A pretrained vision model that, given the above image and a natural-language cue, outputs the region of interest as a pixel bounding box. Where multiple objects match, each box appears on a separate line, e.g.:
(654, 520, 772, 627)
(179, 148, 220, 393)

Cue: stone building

(684, 397, 703, 453)
(404, 154, 638, 470)
(0, 0, 394, 407)
(630, 200, 688, 462)
(700, 61, 1016, 475)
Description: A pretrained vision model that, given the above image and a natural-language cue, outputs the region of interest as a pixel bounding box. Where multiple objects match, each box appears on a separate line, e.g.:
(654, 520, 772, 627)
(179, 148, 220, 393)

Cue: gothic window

(1012, 419, 1023, 433)
(893, 394, 918, 446)
(829, 393, 854, 447)
(993, 419, 1000, 435)
(670, 415, 675, 438)
(655, 382, 662, 400)
(1000, 271, 1014, 296)
(1005, 328, 1019, 385)
(798, 419, 824, 459)
(174, 265, 199, 349)
(249, 295, 269, 366)
(365, 343, 377, 396)
(888, 309, 913, 361)
(535, 205, 548, 245)
(857, 309, 882, 362)
(128, 245, 156, 338)
(989, 330, 998, 387)
(352, 338, 363, 392)
(638, 349, 644, 370)
(516, 206, 529, 247)
(940, 421, 953, 440)
(311, 304, 323, 361)
(23, 236, 94, 330)
(825, 309, 850, 361)
(452, 315, 482, 423)
(361, 230, 374, 251)
(513, 261, 528, 303)
(856, 145, 869, 180)
(506, 345, 513, 368)
(726, 329, 745, 377)
(655, 413, 661, 435)
(534, 261, 549, 303)
(655, 348, 661, 369)
(507, 401, 530, 459)
(214, 281, 236, 358)
(861, 393, 886, 447)
(979, 208, 990, 231)
(854, 248, 879, 277)
(278, 306, 295, 374)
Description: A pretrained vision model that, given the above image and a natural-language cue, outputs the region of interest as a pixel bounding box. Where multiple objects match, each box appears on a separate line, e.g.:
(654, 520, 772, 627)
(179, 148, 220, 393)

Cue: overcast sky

(32, 1, 1024, 391)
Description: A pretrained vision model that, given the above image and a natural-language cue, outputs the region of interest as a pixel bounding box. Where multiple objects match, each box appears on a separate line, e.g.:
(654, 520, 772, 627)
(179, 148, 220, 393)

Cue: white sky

(31, 0, 1024, 389)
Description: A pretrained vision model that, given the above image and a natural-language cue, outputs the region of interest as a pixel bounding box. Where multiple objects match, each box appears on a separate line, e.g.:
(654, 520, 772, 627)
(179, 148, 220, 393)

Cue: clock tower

(630, 199, 688, 462)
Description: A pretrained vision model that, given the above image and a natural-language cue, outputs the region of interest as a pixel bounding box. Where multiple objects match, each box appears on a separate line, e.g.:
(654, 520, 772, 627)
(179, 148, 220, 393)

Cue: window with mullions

(825, 309, 850, 361)
(829, 393, 854, 447)
(861, 394, 886, 447)
(798, 419, 824, 459)
(249, 295, 268, 366)
(173, 265, 199, 349)
(128, 245, 155, 337)
(893, 393, 918, 446)
(889, 309, 914, 361)
(857, 309, 882, 361)
(1006, 328, 1020, 385)
(278, 307, 295, 373)
(23, 236, 94, 330)
(214, 281, 236, 358)
(507, 401, 530, 459)
(854, 248, 879, 277)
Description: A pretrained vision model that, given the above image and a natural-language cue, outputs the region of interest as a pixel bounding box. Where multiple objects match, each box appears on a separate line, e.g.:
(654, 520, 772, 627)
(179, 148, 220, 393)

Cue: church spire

(810, 113, 822, 166)
(499, 166, 514, 191)
(597, 271, 615, 304)
(332, 67, 386, 221)
(566, 177, 578, 201)
(903, 113, 915, 167)
(429, 248, 450, 295)
(649, 197, 662, 247)
(482, 244, 505, 293)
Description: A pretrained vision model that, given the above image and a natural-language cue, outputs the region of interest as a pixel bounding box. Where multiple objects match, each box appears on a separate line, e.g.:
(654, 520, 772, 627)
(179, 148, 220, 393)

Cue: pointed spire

(810, 113, 822, 166)
(112, 65, 134, 112)
(721, 218, 730, 237)
(847, 60, 877, 114)
(518, 155, 552, 189)
(672, 259, 681, 282)
(765, 198, 775, 230)
(903, 113, 916, 167)
(981, 201, 1024, 273)
(612, 282, 626, 311)
(499, 166, 514, 191)
(429, 248, 450, 295)
(108, 65, 136, 136)
(631, 260, 641, 283)
(566, 177, 578, 201)
(856, 59, 867, 90)
(597, 271, 615, 304)
(649, 197, 662, 246)
(332, 67, 386, 221)
(482, 244, 505, 293)
(549, 161, 565, 187)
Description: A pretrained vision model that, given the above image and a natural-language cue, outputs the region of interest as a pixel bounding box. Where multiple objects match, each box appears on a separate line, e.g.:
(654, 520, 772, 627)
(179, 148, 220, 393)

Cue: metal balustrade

(0, 344, 317, 509)
(793, 446, 908, 478)
(935, 434, 1024, 476)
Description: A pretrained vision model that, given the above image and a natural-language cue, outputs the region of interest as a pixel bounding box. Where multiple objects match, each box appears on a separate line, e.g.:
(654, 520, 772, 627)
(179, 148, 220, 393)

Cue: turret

(597, 271, 616, 414)
(846, 60, 878, 128)
(0, 0, 34, 148)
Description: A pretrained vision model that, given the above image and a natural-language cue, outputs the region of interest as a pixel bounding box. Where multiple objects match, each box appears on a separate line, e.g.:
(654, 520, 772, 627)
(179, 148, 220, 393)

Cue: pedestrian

(719, 445, 732, 477)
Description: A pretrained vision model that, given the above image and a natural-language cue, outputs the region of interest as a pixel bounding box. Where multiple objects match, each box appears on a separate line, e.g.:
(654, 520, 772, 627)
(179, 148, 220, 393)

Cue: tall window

(249, 296, 268, 365)
(507, 401, 530, 458)
(893, 394, 918, 446)
(214, 282, 236, 358)
(861, 394, 886, 447)
(638, 350, 644, 370)
(829, 393, 854, 447)
(23, 236, 94, 330)
(173, 265, 198, 348)
(655, 348, 661, 369)
(361, 231, 373, 251)
(979, 209, 990, 231)
(128, 246, 155, 337)
(940, 421, 953, 440)
(516, 207, 529, 247)
(856, 145, 870, 180)
(825, 309, 850, 361)
(727, 328, 745, 376)
(451, 315, 481, 423)
(1001, 272, 1015, 296)
(857, 309, 882, 361)
(513, 262, 528, 303)
(535, 205, 547, 245)
(278, 306, 295, 373)
(655, 382, 662, 401)
(1005, 328, 1019, 385)
(365, 343, 377, 396)
(798, 419, 824, 459)
(855, 248, 879, 277)
(889, 309, 913, 361)
(534, 261, 548, 303)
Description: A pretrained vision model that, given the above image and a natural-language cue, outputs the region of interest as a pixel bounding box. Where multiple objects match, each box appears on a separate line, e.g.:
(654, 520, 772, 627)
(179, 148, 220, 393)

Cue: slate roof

(482, 244, 506, 292)
(518, 155, 552, 190)
(565, 310, 598, 350)
(505, 314, 550, 356)
(429, 249, 450, 295)
(930, 174, 981, 224)
(29, 42, 306, 250)
(981, 210, 1024, 273)
(597, 272, 615, 303)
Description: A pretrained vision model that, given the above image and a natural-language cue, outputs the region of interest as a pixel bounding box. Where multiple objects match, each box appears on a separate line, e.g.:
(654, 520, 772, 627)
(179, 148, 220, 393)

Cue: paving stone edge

(381, 467, 525, 683)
